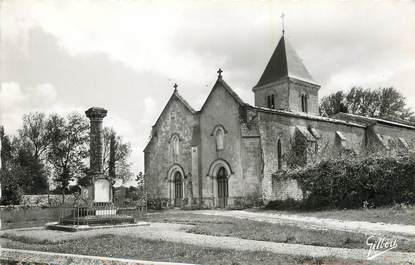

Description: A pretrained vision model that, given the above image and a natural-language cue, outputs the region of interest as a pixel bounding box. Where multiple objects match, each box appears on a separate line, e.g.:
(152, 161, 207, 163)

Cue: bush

(271, 154, 415, 210)
(0, 169, 24, 205)
(147, 197, 169, 210)
(265, 198, 304, 211)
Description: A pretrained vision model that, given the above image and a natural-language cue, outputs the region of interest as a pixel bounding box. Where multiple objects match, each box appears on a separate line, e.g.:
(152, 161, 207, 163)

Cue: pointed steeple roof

(255, 36, 315, 88)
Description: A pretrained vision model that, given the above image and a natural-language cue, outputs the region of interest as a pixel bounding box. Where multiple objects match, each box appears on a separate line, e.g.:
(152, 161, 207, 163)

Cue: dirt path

(198, 210, 415, 237)
(1, 223, 414, 264)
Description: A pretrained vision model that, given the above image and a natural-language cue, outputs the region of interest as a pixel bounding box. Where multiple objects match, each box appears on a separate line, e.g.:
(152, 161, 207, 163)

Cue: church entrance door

(174, 171, 183, 207)
(217, 167, 228, 208)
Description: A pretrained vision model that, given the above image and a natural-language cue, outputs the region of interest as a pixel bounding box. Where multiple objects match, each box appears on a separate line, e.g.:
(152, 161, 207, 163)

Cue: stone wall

(257, 110, 366, 202)
(241, 137, 263, 202)
(288, 78, 320, 114)
(240, 113, 263, 204)
(144, 94, 197, 204)
(198, 83, 244, 208)
(253, 80, 289, 110)
(20, 194, 76, 206)
(373, 123, 415, 149)
(272, 178, 303, 201)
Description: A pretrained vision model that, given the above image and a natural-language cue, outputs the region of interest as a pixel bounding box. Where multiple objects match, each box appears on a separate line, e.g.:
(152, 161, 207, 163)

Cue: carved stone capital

(85, 107, 107, 120)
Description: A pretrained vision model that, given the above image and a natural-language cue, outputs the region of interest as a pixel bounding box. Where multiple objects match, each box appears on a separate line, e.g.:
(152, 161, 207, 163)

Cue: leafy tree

(0, 167, 25, 205)
(102, 127, 133, 184)
(319, 91, 347, 117)
(320, 87, 414, 122)
(19, 112, 50, 160)
(13, 113, 52, 194)
(0, 126, 15, 169)
(377, 87, 413, 120)
(46, 113, 89, 201)
(1, 127, 24, 204)
(14, 146, 48, 194)
(14, 147, 48, 194)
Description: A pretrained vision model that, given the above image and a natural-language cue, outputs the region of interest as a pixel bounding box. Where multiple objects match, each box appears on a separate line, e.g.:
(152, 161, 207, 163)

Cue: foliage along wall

(270, 153, 415, 210)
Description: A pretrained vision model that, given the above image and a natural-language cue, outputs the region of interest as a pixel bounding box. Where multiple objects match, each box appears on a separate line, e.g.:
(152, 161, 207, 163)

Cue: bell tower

(252, 35, 320, 114)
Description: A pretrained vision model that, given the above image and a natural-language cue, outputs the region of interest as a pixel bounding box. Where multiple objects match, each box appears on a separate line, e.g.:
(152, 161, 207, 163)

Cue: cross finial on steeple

(217, 68, 223, 79)
(173, 83, 178, 92)
(281, 13, 285, 35)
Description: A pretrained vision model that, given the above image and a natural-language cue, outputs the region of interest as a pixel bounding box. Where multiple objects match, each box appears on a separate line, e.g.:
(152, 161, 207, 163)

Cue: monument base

(46, 221, 148, 232)
(52, 202, 138, 231)
(60, 214, 135, 226)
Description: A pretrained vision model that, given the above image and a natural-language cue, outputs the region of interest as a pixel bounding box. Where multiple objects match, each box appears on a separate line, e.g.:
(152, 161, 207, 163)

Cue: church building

(144, 35, 415, 208)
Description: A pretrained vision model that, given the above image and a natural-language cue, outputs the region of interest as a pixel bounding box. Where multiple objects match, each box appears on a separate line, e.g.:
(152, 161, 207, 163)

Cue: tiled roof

(255, 36, 315, 88)
(253, 106, 366, 128)
(334, 112, 415, 130)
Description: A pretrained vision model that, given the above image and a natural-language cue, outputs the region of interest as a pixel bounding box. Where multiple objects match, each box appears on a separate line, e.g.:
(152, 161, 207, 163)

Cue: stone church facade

(144, 35, 415, 208)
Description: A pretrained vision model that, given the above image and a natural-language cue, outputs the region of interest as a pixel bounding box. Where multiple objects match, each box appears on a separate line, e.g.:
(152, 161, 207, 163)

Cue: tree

(14, 112, 53, 194)
(320, 87, 414, 122)
(0, 126, 14, 170)
(15, 146, 48, 194)
(46, 113, 89, 201)
(19, 112, 50, 160)
(102, 127, 133, 184)
(0, 167, 24, 205)
(0, 127, 24, 204)
(377, 87, 413, 120)
(319, 91, 347, 117)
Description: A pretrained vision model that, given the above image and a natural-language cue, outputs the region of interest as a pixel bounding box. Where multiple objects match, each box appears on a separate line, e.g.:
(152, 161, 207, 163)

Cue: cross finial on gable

(217, 68, 223, 79)
(281, 13, 285, 35)
(173, 83, 178, 92)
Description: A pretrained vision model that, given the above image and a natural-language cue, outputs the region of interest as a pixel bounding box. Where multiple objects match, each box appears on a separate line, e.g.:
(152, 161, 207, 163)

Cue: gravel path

(197, 210, 415, 237)
(1, 222, 414, 264)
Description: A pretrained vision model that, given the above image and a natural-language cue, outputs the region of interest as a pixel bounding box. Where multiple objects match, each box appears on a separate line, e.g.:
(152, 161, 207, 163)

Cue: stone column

(85, 107, 107, 174)
(85, 107, 111, 203)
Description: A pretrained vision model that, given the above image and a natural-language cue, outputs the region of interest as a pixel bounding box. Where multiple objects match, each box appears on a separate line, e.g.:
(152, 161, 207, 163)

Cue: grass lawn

(143, 211, 415, 253)
(2, 234, 381, 265)
(2, 205, 413, 230)
(2, 210, 412, 265)
(260, 206, 415, 226)
(0, 207, 61, 229)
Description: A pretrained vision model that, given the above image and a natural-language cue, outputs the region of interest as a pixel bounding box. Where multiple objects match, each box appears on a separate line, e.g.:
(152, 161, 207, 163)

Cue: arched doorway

(217, 167, 228, 208)
(173, 171, 183, 207)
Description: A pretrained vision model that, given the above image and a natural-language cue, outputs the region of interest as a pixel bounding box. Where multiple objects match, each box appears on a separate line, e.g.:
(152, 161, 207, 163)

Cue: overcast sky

(1, 0, 414, 182)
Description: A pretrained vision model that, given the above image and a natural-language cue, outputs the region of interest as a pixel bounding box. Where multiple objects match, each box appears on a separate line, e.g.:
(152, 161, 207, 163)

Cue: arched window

(267, 94, 275, 109)
(301, 94, 308, 113)
(277, 139, 282, 170)
(171, 135, 180, 156)
(215, 127, 225, 150)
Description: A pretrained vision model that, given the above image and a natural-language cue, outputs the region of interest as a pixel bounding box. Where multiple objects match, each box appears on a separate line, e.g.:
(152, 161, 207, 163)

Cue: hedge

(270, 154, 415, 210)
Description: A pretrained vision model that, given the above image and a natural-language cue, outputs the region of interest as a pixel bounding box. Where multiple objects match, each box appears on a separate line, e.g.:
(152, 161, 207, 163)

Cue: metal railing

(59, 202, 146, 226)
